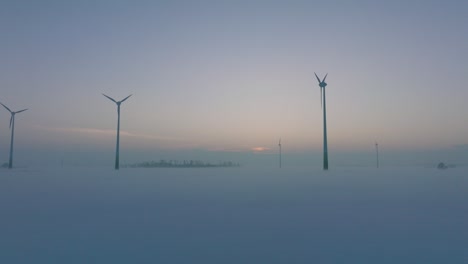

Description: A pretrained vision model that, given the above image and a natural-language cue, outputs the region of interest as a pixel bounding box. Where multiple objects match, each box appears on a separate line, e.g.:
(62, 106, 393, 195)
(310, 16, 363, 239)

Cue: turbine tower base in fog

(323, 87, 328, 170)
(9, 114, 15, 169)
(315, 73, 329, 171)
(375, 142, 379, 168)
(279, 138, 282, 168)
(102, 93, 132, 170)
(1, 102, 28, 169)
(115, 104, 121, 170)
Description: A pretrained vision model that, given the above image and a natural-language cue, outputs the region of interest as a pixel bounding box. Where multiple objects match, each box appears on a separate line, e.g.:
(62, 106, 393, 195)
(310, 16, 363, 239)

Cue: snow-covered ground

(0, 167, 467, 263)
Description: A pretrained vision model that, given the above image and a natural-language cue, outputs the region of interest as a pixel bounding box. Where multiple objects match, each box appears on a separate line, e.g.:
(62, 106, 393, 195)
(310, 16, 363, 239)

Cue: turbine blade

(15, 109, 28, 114)
(10, 115, 13, 128)
(314, 72, 321, 83)
(120, 94, 132, 103)
(0, 102, 12, 113)
(322, 73, 328, 83)
(102, 93, 117, 103)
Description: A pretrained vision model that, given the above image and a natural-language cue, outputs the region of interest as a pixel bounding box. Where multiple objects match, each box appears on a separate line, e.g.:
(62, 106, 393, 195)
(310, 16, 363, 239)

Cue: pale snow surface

(0, 167, 467, 263)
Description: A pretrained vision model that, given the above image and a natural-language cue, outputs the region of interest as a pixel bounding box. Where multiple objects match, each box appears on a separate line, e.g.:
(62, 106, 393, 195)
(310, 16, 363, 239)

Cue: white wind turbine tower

(315, 72, 329, 170)
(0, 102, 27, 169)
(102, 94, 132, 170)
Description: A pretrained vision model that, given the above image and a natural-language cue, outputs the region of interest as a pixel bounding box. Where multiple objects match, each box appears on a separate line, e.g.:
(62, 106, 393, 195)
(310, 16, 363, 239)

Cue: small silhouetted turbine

(278, 138, 282, 168)
(315, 72, 329, 170)
(0, 102, 27, 169)
(375, 142, 379, 168)
(102, 94, 132, 170)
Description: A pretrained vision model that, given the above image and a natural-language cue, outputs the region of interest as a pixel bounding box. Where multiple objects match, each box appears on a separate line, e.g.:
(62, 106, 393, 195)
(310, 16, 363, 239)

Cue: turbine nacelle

(314, 72, 328, 88)
(102, 93, 132, 106)
(1, 102, 28, 129)
(314, 72, 328, 108)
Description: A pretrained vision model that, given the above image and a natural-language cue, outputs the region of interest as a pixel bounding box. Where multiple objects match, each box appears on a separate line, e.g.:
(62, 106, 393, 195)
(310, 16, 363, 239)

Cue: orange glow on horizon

(251, 147, 270, 152)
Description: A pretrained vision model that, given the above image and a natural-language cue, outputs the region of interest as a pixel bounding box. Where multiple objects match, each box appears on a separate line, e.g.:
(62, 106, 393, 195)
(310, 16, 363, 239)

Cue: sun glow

(251, 147, 270, 152)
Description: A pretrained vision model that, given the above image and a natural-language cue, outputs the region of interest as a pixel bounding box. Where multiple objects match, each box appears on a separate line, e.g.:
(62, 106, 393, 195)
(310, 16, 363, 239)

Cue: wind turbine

(278, 138, 282, 168)
(102, 93, 132, 170)
(375, 142, 379, 168)
(315, 72, 329, 170)
(0, 102, 27, 169)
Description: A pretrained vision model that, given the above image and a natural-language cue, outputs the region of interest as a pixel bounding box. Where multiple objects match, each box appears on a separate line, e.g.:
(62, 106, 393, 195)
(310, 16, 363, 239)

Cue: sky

(0, 0, 467, 167)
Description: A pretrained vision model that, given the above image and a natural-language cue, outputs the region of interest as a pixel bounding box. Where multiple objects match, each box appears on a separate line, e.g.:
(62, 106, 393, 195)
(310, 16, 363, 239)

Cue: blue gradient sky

(1, 1, 467, 166)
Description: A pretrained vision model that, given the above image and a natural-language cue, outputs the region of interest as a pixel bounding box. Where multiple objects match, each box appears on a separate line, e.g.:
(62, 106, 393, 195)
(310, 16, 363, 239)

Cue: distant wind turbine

(0, 102, 27, 169)
(375, 142, 379, 168)
(102, 94, 132, 170)
(278, 138, 282, 168)
(315, 72, 329, 170)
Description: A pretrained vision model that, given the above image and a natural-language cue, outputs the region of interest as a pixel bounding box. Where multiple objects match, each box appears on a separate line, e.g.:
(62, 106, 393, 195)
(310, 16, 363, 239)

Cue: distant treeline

(124, 160, 240, 168)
